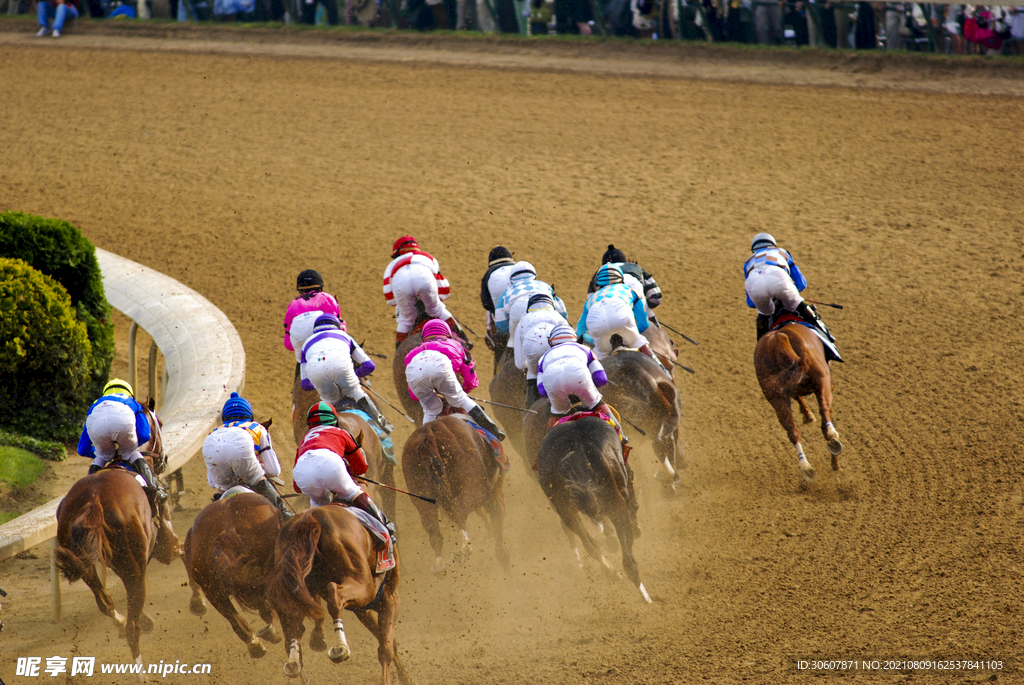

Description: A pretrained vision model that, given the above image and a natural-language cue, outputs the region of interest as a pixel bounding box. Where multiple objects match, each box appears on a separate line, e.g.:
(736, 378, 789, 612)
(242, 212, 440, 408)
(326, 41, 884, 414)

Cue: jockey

(577, 264, 663, 368)
(78, 379, 167, 504)
(202, 392, 290, 519)
(292, 402, 393, 535)
(404, 319, 506, 441)
(514, 293, 569, 407)
(587, 244, 663, 311)
(299, 314, 393, 435)
(743, 233, 834, 342)
(283, 269, 342, 372)
(383, 236, 471, 348)
(537, 324, 628, 445)
(494, 261, 567, 344)
(480, 246, 517, 350)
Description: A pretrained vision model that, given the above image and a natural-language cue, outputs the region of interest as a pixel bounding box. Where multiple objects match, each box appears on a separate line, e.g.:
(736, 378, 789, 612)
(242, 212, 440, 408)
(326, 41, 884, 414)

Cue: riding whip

(804, 299, 844, 310)
(360, 383, 416, 424)
(268, 479, 298, 515)
(652, 318, 699, 346)
(354, 475, 437, 504)
(450, 315, 480, 338)
(469, 397, 538, 414)
(671, 360, 696, 375)
(620, 415, 647, 437)
(358, 339, 389, 360)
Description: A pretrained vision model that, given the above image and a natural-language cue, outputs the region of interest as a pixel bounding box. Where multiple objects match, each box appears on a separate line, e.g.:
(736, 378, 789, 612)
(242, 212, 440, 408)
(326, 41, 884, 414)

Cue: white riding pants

(305, 346, 367, 407)
(86, 401, 143, 467)
(203, 427, 266, 491)
(586, 298, 648, 360)
(405, 350, 478, 423)
(292, 448, 362, 507)
(391, 264, 450, 334)
(744, 266, 802, 316)
(539, 357, 602, 415)
(506, 297, 531, 345)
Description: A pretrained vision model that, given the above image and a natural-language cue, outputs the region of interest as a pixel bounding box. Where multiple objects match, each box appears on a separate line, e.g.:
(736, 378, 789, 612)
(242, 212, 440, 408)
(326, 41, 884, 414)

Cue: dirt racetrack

(1, 26, 1023, 685)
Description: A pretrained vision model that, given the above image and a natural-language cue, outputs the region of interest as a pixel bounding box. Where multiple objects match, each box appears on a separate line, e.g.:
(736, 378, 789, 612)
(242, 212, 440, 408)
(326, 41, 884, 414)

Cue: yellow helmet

(103, 378, 134, 398)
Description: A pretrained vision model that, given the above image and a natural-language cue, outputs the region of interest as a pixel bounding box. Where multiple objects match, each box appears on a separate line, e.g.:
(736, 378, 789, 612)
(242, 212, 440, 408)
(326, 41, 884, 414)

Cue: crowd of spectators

(5, 0, 1023, 55)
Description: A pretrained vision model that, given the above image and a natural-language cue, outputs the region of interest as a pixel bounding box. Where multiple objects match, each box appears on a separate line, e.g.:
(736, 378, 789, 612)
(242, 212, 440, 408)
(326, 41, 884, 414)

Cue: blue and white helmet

(509, 261, 537, 285)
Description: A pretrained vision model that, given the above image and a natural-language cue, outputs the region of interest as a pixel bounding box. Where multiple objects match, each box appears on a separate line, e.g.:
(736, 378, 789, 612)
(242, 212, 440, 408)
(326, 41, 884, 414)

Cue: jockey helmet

(595, 263, 624, 287)
(222, 392, 253, 422)
(509, 261, 536, 283)
(527, 293, 554, 312)
(103, 378, 134, 398)
(421, 319, 452, 340)
(601, 244, 627, 265)
(313, 314, 342, 331)
(751, 233, 777, 252)
(391, 236, 419, 258)
(296, 269, 324, 291)
(547, 324, 577, 347)
(488, 246, 514, 266)
(307, 401, 338, 428)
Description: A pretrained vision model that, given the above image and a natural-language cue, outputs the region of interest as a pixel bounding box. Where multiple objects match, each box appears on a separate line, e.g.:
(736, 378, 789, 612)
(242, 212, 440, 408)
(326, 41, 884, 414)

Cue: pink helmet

(421, 319, 452, 340)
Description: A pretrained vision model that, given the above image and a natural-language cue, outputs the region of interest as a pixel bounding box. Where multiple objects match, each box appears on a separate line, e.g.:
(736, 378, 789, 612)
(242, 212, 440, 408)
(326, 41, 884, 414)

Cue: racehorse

(293, 384, 397, 519)
(402, 415, 511, 573)
(645, 324, 680, 379)
(184, 492, 285, 658)
(487, 348, 529, 463)
(53, 402, 181, 664)
(536, 415, 650, 603)
(266, 505, 413, 685)
(599, 350, 684, 491)
(754, 321, 843, 481)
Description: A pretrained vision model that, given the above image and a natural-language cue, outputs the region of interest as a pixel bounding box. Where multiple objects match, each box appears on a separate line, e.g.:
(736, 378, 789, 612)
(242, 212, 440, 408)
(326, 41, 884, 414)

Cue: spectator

(884, 2, 905, 49)
(727, 0, 754, 42)
(300, 0, 338, 24)
(785, 0, 809, 44)
(36, 0, 77, 37)
(1010, 7, 1024, 54)
(754, 0, 783, 44)
(555, 0, 591, 34)
(853, 1, 876, 48)
(964, 7, 1006, 53)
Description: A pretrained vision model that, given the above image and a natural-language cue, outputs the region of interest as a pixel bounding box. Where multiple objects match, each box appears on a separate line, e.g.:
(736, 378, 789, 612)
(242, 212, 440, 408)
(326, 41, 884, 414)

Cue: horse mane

(267, 514, 327, 621)
(54, 498, 110, 584)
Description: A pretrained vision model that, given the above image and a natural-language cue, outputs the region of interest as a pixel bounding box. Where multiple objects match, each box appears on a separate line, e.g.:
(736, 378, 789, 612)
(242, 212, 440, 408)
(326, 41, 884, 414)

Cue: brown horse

(266, 505, 413, 685)
(402, 415, 511, 573)
(53, 404, 182, 663)
(754, 322, 843, 481)
(184, 492, 285, 658)
(487, 348, 529, 463)
(537, 416, 650, 603)
(645, 324, 680, 379)
(292, 383, 396, 519)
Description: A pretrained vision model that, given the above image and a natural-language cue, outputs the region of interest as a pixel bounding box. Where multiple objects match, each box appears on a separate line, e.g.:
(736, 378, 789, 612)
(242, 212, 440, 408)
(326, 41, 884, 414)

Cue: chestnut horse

(754, 322, 843, 481)
(402, 415, 511, 573)
(266, 505, 413, 685)
(53, 402, 181, 664)
(537, 416, 650, 603)
(184, 491, 285, 658)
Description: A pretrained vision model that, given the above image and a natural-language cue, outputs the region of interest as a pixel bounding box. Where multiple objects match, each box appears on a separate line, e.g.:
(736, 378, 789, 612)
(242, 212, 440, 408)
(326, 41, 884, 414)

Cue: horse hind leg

(207, 588, 267, 658)
(813, 376, 843, 469)
(610, 512, 651, 604)
(768, 396, 815, 481)
(256, 603, 282, 644)
(796, 396, 816, 424)
(309, 618, 328, 652)
(354, 611, 413, 685)
(324, 582, 351, 664)
(483, 484, 512, 573)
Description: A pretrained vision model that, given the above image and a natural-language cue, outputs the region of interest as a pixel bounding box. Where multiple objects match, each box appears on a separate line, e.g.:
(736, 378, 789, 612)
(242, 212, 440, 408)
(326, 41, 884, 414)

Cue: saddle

(102, 460, 148, 489)
(329, 503, 396, 573)
(768, 310, 843, 363)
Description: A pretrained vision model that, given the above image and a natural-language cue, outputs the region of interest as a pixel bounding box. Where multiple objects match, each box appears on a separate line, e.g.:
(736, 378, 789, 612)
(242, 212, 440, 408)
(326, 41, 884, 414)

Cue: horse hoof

(831, 454, 842, 472)
(828, 438, 843, 457)
(189, 596, 207, 616)
(139, 613, 155, 634)
(247, 639, 267, 659)
(799, 460, 817, 483)
(283, 662, 302, 679)
(257, 624, 282, 644)
(802, 413, 816, 425)
(638, 582, 653, 604)
(309, 632, 328, 653)
(328, 645, 351, 663)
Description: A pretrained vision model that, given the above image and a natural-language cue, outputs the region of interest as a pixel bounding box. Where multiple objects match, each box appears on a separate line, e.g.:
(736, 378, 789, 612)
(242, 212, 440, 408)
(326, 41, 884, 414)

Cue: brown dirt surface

(1, 25, 1023, 685)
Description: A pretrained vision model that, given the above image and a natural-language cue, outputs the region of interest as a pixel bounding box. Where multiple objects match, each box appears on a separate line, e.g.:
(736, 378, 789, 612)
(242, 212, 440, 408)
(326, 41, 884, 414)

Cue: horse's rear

(402, 416, 510, 572)
(267, 505, 411, 685)
(54, 469, 180, 661)
(488, 348, 528, 461)
(754, 324, 843, 480)
(184, 493, 284, 658)
(537, 417, 649, 603)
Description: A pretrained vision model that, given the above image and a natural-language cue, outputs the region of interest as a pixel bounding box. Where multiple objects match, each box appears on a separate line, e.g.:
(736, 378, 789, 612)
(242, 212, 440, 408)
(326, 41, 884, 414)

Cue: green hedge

(0, 212, 113, 400)
(0, 258, 93, 441)
(0, 429, 67, 461)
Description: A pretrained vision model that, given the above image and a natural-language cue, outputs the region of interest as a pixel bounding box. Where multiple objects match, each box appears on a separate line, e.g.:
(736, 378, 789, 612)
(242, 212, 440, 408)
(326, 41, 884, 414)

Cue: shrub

(0, 258, 93, 441)
(0, 429, 68, 461)
(0, 212, 113, 400)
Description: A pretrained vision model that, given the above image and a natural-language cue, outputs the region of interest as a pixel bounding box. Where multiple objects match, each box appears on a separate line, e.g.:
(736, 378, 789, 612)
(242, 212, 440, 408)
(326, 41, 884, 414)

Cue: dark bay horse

(266, 505, 413, 685)
(487, 349, 529, 463)
(402, 415, 510, 573)
(54, 405, 181, 663)
(754, 322, 843, 481)
(537, 416, 650, 603)
(184, 492, 285, 658)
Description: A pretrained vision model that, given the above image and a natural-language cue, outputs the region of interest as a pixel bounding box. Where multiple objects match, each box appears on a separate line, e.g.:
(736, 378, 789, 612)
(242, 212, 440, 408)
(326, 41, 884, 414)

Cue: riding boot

(356, 396, 394, 435)
(796, 301, 835, 343)
(395, 331, 408, 349)
(88, 464, 102, 475)
(254, 478, 294, 520)
(130, 457, 168, 506)
(525, 378, 541, 408)
(444, 316, 473, 350)
(638, 344, 669, 374)
(350, 492, 396, 539)
(468, 405, 506, 441)
(756, 313, 771, 341)
(547, 415, 559, 430)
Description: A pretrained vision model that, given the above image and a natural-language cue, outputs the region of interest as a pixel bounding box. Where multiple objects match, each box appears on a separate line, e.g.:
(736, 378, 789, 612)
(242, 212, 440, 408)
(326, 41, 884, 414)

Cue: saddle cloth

(330, 504, 396, 573)
(770, 315, 843, 363)
(337, 405, 397, 464)
(103, 461, 148, 489)
(555, 410, 625, 445)
(449, 414, 510, 473)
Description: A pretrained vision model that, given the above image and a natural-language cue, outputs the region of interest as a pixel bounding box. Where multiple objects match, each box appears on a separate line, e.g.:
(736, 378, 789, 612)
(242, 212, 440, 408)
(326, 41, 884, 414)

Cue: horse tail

(774, 332, 804, 387)
(267, 514, 327, 621)
(54, 499, 109, 584)
(558, 449, 601, 519)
